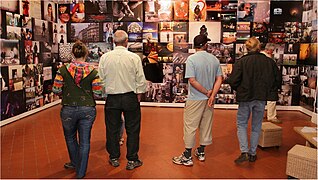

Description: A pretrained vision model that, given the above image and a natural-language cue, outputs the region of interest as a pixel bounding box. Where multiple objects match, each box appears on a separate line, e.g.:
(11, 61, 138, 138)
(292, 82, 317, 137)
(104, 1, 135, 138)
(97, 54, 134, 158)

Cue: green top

(59, 65, 97, 106)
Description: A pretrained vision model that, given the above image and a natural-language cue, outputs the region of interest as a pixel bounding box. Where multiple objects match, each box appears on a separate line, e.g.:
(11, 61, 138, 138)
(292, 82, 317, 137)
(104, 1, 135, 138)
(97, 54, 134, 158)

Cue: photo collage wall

(0, 0, 317, 121)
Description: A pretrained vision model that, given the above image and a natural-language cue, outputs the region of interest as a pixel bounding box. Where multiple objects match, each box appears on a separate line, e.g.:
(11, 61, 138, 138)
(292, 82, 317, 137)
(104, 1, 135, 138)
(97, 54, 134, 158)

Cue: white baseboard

(1, 101, 316, 127)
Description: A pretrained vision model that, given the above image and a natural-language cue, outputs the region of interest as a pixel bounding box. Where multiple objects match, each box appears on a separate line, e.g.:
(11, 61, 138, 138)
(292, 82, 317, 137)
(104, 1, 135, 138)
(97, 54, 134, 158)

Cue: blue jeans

(60, 106, 96, 178)
(236, 100, 265, 156)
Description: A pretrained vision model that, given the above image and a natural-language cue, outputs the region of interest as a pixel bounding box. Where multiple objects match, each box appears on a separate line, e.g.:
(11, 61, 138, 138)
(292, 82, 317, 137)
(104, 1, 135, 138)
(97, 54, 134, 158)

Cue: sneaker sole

(194, 154, 205, 162)
(109, 160, 120, 167)
(172, 159, 193, 166)
(126, 164, 142, 170)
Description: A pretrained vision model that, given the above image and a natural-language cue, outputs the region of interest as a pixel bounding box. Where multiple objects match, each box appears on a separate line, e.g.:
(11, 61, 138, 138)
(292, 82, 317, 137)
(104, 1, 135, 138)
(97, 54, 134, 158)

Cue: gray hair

(113, 30, 128, 44)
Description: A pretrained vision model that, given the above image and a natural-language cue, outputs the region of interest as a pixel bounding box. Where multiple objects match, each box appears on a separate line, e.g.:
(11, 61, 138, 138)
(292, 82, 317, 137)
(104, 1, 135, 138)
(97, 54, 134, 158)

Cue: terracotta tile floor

(1, 105, 315, 178)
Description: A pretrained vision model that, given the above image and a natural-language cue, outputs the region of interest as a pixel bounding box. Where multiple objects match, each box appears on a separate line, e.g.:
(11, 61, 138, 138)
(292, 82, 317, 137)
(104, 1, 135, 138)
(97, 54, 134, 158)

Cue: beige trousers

(183, 100, 214, 148)
(267, 101, 277, 120)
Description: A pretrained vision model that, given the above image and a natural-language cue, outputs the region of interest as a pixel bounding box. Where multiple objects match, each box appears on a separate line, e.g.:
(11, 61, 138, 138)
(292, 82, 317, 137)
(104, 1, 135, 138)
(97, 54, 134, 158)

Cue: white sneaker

(194, 149, 205, 161)
(172, 153, 193, 166)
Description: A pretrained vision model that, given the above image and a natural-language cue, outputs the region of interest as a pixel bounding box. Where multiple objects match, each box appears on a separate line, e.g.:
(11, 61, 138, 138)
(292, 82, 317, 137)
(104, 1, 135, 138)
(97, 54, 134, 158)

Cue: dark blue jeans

(105, 92, 141, 161)
(60, 106, 96, 178)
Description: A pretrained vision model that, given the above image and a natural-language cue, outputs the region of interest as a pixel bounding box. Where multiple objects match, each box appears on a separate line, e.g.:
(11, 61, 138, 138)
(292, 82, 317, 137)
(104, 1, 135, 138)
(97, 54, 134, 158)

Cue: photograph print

(69, 23, 101, 43)
(189, 0, 207, 22)
(85, 0, 113, 22)
(87, 42, 113, 65)
(112, 0, 143, 22)
(42, 1, 56, 22)
(0, 39, 20, 65)
(33, 19, 50, 43)
(188, 22, 221, 44)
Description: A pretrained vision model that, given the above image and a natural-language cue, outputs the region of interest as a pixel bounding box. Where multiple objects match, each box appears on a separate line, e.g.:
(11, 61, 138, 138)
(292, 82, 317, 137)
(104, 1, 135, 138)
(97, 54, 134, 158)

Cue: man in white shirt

(98, 30, 147, 170)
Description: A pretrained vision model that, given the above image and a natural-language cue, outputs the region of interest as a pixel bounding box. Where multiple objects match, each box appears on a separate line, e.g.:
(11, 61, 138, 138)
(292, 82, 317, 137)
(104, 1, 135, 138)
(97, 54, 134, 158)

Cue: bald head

(114, 30, 128, 47)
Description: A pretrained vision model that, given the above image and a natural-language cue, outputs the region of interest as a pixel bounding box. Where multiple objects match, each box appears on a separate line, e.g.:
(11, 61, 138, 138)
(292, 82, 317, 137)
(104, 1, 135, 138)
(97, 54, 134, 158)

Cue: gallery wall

(0, 0, 317, 121)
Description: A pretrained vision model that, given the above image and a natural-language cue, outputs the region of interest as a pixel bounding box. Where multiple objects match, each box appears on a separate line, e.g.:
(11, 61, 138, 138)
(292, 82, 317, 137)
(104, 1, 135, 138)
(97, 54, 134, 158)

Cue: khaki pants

(267, 101, 277, 120)
(183, 100, 214, 148)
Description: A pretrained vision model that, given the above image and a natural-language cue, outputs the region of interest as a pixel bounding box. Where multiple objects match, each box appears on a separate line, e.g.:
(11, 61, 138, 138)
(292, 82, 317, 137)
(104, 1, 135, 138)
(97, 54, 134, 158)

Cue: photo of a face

(43, 1, 56, 22)
(58, 4, 70, 24)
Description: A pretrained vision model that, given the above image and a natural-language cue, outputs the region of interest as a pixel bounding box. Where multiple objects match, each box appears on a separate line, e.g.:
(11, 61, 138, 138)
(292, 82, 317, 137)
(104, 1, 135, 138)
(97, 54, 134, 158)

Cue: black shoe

(64, 162, 75, 169)
(234, 153, 249, 164)
(109, 158, 120, 167)
(248, 154, 257, 162)
(126, 159, 143, 170)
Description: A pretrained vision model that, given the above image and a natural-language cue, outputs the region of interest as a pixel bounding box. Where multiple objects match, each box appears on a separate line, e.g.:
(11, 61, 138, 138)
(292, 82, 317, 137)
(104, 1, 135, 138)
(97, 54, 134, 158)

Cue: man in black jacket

(226, 37, 281, 164)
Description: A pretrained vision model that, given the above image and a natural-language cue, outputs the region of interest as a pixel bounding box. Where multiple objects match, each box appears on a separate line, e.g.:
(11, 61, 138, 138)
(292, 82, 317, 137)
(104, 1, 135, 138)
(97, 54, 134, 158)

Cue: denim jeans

(105, 92, 141, 161)
(236, 100, 265, 156)
(60, 106, 96, 178)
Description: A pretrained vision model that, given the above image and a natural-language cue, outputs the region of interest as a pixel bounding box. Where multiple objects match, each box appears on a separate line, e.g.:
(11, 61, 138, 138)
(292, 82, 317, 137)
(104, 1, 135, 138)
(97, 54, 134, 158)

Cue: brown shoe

(269, 118, 282, 124)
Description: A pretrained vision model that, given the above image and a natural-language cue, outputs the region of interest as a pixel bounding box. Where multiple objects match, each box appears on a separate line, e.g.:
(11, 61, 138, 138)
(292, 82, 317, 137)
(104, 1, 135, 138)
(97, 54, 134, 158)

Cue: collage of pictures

(0, 0, 317, 121)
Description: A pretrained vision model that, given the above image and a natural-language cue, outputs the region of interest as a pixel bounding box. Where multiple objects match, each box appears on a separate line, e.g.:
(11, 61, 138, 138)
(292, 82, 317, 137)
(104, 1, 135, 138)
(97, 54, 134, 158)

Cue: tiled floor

(1, 105, 316, 178)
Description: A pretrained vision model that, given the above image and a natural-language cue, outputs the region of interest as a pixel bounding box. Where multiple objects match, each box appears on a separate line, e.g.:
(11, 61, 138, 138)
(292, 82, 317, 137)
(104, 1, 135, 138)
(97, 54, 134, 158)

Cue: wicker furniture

(258, 122, 282, 148)
(286, 144, 317, 179)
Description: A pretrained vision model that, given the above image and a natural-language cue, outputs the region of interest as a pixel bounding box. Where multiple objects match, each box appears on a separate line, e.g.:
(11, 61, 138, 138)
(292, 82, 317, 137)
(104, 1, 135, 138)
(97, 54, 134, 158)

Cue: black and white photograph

(87, 42, 113, 64)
